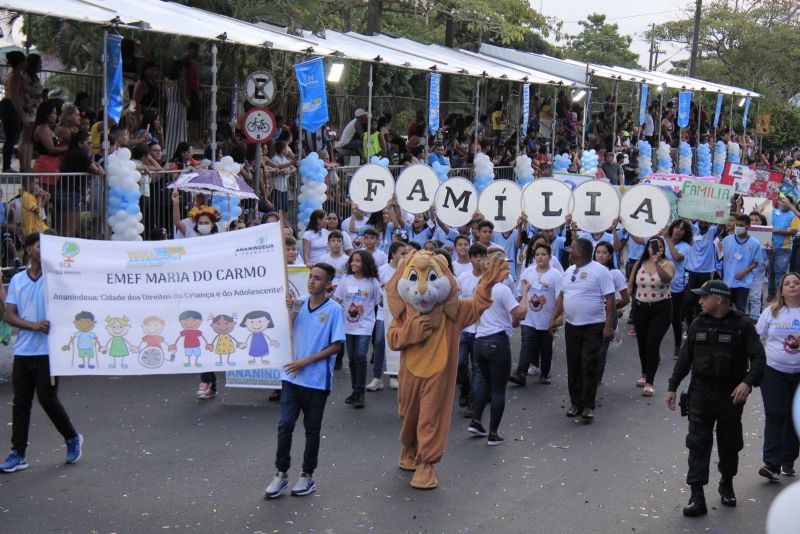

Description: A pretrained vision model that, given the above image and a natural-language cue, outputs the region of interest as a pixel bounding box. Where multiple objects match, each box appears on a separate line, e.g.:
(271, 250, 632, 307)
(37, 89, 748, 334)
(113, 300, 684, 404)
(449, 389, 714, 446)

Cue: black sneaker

(468, 420, 488, 437)
(487, 433, 504, 446)
(539, 374, 551, 384)
(344, 391, 357, 404)
(782, 465, 796, 476)
(580, 408, 594, 423)
(718, 480, 736, 507)
(352, 392, 365, 409)
(566, 405, 580, 418)
(508, 372, 526, 386)
(759, 465, 781, 482)
(683, 495, 708, 517)
(458, 390, 469, 407)
(463, 405, 474, 419)
(268, 390, 281, 402)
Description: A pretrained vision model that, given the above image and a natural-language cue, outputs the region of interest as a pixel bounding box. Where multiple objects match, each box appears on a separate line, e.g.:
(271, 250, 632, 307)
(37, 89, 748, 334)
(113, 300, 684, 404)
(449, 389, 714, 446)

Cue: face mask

(197, 223, 212, 235)
(734, 226, 746, 236)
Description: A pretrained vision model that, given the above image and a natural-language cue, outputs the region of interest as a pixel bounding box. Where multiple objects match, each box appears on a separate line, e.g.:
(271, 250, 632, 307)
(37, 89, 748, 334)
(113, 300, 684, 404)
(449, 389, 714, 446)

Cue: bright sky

(538, 0, 692, 70)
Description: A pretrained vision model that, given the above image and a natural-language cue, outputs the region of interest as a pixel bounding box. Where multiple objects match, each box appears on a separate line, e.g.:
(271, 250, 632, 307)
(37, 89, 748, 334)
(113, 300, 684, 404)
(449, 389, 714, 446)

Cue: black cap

(691, 280, 731, 299)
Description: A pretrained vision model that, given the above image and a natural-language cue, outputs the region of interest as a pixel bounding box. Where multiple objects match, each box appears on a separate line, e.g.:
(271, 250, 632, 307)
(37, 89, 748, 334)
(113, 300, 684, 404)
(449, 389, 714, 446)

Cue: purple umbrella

(168, 168, 258, 199)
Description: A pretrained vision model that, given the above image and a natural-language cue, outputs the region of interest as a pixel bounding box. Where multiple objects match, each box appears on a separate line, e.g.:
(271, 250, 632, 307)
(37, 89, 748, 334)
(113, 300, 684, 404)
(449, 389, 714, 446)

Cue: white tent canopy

(480, 43, 760, 97)
(0, 0, 328, 54)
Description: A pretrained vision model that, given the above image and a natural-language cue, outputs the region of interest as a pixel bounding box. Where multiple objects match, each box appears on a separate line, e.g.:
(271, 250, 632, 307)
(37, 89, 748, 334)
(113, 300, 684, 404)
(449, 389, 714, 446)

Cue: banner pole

(729, 94, 735, 138)
(367, 62, 373, 158)
(473, 77, 480, 156)
(610, 80, 619, 151)
(551, 84, 557, 157)
(102, 29, 110, 241)
(210, 43, 218, 163)
(656, 87, 664, 147)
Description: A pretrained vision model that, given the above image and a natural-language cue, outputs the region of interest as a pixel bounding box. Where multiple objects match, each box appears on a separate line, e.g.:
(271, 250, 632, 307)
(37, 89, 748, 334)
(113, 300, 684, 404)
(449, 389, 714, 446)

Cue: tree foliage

(563, 13, 638, 68)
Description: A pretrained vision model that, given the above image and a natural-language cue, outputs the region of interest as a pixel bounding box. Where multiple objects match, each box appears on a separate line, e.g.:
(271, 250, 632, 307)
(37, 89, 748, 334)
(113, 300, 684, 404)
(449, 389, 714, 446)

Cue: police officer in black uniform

(666, 280, 765, 517)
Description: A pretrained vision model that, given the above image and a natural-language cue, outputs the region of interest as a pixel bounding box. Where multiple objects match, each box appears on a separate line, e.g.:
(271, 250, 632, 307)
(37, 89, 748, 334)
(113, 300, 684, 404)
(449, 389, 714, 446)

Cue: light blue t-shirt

(404, 223, 449, 247)
(6, 270, 48, 356)
(685, 224, 718, 273)
(721, 234, 762, 288)
(620, 230, 645, 263)
(666, 241, 691, 293)
(578, 231, 617, 268)
(492, 229, 519, 279)
(282, 296, 346, 391)
(549, 235, 566, 262)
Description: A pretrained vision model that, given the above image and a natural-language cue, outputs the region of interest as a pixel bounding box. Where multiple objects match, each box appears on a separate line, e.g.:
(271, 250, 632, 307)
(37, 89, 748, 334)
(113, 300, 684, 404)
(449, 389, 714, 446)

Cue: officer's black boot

(718, 477, 737, 507)
(683, 484, 708, 517)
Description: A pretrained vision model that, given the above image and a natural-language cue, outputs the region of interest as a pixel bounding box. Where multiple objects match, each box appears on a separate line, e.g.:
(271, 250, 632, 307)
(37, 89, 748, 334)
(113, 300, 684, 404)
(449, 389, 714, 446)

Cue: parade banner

(741, 197, 772, 225)
(638, 84, 648, 127)
(742, 96, 751, 129)
(677, 91, 692, 128)
(428, 72, 441, 135)
(677, 180, 733, 224)
(642, 173, 718, 194)
(105, 34, 124, 123)
(42, 225, 293, 377)
(713, 93, 723, 128)
(293, 58, 329, 133)
(226, 265, 309, 389)
(522, 83, 530, 136)
(750, 225, 773, 247)
(721, 162, 782, 199)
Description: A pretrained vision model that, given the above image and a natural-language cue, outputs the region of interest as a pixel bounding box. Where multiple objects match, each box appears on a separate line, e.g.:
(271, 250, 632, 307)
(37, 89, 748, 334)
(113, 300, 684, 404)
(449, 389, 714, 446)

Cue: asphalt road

(0, 327, 791, 533)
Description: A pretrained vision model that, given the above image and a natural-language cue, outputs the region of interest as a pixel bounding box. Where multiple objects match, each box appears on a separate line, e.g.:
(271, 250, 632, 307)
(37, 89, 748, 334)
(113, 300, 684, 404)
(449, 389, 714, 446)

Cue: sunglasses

(571, 268, 580, 282)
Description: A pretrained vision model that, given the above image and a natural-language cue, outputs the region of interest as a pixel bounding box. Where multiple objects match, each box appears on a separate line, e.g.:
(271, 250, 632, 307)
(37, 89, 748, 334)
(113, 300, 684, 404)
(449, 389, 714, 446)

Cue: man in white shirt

(334, 108, 368, 153)
(549, 238, 615, 423)
(643, 104, 655, 144)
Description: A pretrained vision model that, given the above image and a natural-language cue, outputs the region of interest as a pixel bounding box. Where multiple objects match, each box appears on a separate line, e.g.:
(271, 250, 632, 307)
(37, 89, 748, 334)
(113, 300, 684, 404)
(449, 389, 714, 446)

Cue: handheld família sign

(349, 165, 680, 237)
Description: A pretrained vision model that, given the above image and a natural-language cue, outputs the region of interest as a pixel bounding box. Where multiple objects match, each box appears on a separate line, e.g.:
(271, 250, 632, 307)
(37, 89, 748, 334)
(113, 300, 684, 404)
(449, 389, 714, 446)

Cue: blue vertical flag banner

(677, 91, 692, 128)
(713, 93, 723, 128)
(105, 34, 123, 123)
(293, 58, 329, 133)
(428, 72, 441, 135)
(522, 83, 530, 136)
(638, 84, 649, 126)
(742, 96, 751, 128)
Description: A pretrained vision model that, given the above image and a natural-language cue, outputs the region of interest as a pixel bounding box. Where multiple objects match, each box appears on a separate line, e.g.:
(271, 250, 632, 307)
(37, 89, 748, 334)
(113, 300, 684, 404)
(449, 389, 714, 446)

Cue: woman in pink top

(628, 237, 675, 396)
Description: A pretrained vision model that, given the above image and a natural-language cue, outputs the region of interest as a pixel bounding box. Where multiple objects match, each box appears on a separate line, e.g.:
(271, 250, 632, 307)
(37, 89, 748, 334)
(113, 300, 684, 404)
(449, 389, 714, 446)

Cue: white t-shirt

(365, 247, 388, 268)
(342, 216, 368, 241)
(457, 271, 480, 334)
(476, 283, 519, 338)
(610, 268, 627, 295)
(453, 259, 472, 278)
(561, 261, 615, 326)
(319, 252, 349, 289)
(333, 274, 381, 335)
(518, 265, 563, 330)
(302, 228, 330, 264)
(756, 306, 800, 374)
(377, 263, 396, 322)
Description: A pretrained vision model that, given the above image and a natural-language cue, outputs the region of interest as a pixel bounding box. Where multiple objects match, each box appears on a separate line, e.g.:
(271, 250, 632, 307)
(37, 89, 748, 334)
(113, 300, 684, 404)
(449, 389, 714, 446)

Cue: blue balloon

(125, 203, 139, 215)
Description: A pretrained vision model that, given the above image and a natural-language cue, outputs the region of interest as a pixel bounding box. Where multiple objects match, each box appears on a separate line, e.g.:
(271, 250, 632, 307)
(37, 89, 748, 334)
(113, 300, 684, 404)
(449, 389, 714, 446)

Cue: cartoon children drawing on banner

(237, 310, 280, 365)
(136, 316, 169, 369)
(103, 315, 139, 369)
(206, 313, 242, 366)
(169, 310, 209, 368)
(61, 311, 103, 369)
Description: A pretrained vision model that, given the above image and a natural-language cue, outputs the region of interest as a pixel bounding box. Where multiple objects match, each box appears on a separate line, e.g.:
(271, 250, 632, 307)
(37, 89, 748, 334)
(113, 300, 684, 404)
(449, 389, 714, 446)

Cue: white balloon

(767, 482, 800, 534)
(116, 147, 131, 161)
(135, 223, 145, 234)
(135, 212, 143, 222)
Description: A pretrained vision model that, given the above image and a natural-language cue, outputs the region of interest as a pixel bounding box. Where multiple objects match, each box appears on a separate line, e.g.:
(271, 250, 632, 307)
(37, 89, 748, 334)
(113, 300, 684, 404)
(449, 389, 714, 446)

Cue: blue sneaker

(264, 472, 289, 499)
(65, 434, 83, 464)
(0, 450, 28, 473)
(290, 473, 316, 496)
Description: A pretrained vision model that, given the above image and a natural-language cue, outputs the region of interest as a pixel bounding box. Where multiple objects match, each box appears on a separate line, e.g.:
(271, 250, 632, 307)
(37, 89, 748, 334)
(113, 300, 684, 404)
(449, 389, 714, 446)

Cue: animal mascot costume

(386, 250, 508, 489)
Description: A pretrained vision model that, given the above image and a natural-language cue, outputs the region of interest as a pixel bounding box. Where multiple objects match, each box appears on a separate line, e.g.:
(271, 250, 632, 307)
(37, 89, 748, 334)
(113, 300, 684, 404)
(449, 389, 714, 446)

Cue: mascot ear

(386, 249, 417, 320)
(429, 253, 460, 320)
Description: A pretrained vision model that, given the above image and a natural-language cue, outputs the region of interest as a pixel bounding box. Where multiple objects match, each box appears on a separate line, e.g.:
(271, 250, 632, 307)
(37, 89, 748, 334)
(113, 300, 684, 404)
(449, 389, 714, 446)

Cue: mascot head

(397, 251, 453, 313)
(387, 250, 460, 321)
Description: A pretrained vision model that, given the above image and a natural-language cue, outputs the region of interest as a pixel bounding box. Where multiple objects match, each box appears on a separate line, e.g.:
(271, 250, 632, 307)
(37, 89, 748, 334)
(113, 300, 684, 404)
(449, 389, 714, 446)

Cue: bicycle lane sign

(242, 107, 276, 144)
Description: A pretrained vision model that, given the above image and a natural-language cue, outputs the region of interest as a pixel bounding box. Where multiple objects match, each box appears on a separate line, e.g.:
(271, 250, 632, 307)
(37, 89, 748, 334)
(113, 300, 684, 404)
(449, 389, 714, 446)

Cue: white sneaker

(389, 377, 399, 389)
(527, 365, 540, 376)
(264, 472, 289, 499)
(366, 378, 384, 391)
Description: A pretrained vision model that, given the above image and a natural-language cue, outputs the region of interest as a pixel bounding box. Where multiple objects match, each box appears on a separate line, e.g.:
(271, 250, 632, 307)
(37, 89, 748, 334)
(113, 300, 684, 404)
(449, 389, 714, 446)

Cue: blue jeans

(760, 366, 800, 472)
(458, 331, 475, 398)
(517, 325, 554, 376)
(345, 334, 370, 392)
(275, 381, 330, 474)
(770, 248, 791, 297)
(372, 320, 385, 379)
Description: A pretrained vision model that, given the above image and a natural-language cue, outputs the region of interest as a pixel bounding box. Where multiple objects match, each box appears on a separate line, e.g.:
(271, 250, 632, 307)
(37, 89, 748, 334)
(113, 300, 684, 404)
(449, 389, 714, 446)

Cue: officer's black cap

(691, 280, 731, 299)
